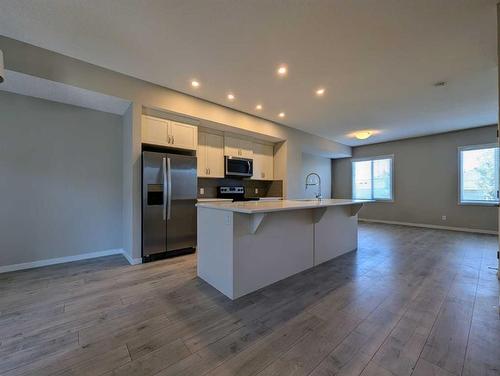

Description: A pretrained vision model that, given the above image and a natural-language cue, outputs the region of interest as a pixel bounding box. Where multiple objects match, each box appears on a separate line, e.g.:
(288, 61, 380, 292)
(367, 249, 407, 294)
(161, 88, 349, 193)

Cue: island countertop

(196, 198, 371, 214)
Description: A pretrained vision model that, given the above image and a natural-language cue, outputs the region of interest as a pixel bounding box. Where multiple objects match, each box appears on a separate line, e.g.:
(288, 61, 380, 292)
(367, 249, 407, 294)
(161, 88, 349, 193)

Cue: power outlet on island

(199, 188, 204, 195)
(441, 215, 447, 221)
(255, 188, 259, 194)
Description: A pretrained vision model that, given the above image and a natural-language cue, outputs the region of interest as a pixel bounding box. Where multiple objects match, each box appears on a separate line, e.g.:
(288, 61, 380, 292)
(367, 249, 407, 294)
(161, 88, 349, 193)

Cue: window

(459, 144, 499, 205)
(352, 156, 393, 201)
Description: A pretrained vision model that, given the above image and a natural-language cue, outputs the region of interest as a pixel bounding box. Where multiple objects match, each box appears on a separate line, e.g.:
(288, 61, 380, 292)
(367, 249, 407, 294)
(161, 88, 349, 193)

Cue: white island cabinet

(196, 199, 369, 299)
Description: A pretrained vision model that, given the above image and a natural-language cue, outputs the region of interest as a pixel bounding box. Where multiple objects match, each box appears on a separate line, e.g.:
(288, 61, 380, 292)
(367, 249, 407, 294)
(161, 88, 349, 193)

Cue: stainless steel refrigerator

(142, 151, 197, 259)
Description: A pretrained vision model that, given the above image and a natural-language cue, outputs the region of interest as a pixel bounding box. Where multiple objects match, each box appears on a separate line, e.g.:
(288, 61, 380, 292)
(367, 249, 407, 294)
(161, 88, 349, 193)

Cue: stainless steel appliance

(142, 151, 197, 260)
(217, 186, 260, 201)
(225, 156, 253, 177)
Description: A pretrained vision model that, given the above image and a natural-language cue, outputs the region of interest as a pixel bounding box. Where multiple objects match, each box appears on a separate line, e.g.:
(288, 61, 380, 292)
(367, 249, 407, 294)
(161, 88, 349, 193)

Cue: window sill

(354, 199, 394, 203)
(459, 201, 499, 207)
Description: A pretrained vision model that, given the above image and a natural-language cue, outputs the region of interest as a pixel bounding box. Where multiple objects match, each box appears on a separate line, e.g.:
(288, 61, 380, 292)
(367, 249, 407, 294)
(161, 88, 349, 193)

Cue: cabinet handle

(208, 168, 211, 175)
(172, 135, 175, 144)
(262, 172, 265, 179)
(168, 135, 171, 144)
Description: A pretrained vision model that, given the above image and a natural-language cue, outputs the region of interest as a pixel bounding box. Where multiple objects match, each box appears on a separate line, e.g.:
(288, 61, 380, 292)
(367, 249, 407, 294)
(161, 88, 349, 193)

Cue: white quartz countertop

(197, 198, 233, 202)
(196, 198, 371, 214)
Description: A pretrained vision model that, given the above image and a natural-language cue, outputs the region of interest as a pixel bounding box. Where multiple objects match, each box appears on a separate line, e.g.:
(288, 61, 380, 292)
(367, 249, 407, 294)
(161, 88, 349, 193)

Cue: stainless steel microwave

(225, 156, 253, 177)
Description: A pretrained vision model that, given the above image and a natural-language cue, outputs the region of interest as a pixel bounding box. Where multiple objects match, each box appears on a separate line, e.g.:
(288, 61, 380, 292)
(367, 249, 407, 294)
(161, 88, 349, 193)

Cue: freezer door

(166, 154, 197, 251)
(142, 151, 167, 257)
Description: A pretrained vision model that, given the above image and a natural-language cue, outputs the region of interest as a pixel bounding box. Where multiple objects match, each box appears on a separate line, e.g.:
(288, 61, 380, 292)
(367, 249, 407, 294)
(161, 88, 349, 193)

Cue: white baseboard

(121, 251, 143, 265)
(0, 248, 142, 274)
(359, 218, 498, 235)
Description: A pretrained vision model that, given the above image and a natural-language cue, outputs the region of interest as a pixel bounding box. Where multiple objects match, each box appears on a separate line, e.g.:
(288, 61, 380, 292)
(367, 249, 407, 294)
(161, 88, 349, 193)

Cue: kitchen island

(196, 199, 369, 299)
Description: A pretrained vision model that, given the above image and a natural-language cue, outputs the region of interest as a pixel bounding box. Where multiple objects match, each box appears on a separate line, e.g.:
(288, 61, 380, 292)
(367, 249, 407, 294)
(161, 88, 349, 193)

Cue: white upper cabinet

(224, 135, 253, 158)
(142, 115, 197, 151)
(142, 115, 169, 146)
(252, 142, 274, 180)
(198, 131, 224, 178)
(169, 121, 198, 150)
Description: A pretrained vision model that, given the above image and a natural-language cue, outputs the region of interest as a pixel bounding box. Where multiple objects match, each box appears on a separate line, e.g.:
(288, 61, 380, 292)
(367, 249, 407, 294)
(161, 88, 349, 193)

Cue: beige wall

(0, 91, 123, 266)
(0, 36, 351, 259)
(332, 126, 498, 232)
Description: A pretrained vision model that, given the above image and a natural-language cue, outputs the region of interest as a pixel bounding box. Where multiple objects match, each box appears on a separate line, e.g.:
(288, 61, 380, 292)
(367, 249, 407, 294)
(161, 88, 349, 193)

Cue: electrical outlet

(441, 215, 447, 221)
(255, 188, 259, 194)
(199, 188, 204, 195)
(225, 214, 231, 225)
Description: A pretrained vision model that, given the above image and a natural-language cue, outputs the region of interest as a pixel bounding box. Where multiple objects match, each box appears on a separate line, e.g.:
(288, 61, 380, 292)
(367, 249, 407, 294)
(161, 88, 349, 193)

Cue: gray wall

(302, 153, 332, 199)
(0, 91, 123, 266)
(332, 126, 498, 232)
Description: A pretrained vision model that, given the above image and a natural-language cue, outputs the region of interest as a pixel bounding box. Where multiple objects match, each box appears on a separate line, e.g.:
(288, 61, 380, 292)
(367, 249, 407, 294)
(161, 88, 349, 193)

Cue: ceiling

(0, 0, 498, 146)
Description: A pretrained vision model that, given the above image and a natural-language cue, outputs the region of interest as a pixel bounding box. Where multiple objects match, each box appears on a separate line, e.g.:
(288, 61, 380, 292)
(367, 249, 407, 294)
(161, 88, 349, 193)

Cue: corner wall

(0, 91, 123, 267)
(332, 126, 498, 232)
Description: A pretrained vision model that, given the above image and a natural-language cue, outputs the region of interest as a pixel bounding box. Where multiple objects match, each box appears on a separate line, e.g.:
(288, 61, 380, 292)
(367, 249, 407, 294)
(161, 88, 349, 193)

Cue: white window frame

(458, 143, 499, 206)
(351, 154, 394, 202)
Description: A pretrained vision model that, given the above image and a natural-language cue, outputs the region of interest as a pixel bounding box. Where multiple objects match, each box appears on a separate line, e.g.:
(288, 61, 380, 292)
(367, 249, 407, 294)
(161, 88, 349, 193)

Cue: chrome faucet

(305, 172, 322, 200)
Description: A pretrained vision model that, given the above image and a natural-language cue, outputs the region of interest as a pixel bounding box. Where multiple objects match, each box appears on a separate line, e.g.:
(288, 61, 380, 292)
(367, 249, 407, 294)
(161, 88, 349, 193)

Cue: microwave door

(226, 157, 253, 177)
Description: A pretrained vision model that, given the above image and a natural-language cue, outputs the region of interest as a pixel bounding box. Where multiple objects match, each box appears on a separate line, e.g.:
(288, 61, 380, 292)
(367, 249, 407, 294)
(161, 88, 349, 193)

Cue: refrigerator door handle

(167, 157, 172, 220)
(162, 157, 167, 221)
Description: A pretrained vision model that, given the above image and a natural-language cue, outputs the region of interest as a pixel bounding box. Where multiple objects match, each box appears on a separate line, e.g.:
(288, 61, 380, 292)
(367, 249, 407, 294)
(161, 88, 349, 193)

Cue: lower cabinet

(198, 132, 225, 178)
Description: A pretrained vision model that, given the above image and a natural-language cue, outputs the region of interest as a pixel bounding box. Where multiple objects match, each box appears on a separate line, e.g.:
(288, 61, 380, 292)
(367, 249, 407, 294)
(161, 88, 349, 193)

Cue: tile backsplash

(198, 178, 283, 198)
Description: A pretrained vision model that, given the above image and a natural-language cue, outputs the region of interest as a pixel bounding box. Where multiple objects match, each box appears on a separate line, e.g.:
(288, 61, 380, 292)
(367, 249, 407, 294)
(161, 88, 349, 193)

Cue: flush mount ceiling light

(0, 50, 4, 83)
(354, 131, 372, 140)
(433, 81, 447, 87)
(315, 88, 326, 96)
(191, 80, 200, 88)
(277, 65, 288, 77)
(227, 93, 235, 101)
(255, 104, 263, 110)
(278, 112, 285, 118)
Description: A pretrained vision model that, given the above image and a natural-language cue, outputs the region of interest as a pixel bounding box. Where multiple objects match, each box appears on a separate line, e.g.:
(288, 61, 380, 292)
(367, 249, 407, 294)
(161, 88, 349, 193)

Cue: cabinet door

(261, 143, 274, 179)
(197, 132, 208, 177)
(239, 138, 254, 159)
(224, 136, 241, 157)
(252, 142, 274, 180)
(205, 133, 225, 178)
(142, 115, 169, 146)
(224, 135, 253, 158)
(169, 121, 198, 150)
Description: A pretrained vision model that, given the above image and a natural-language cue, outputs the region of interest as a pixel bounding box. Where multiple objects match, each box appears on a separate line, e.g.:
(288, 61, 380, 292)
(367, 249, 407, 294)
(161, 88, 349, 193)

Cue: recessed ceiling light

(277, 65, 288, 76)
(354, 131, 372, 140)
(191, 80, 200, 88)
(227, 93, 235, 101)
(315, 88, 326, 96)
(256, 104, 263, 110)
(278, 112, 285, 118)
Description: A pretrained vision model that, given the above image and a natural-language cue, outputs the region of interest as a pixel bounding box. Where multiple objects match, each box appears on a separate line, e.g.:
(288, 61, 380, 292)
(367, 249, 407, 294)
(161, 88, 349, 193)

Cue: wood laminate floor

(0, 223, 498, 376)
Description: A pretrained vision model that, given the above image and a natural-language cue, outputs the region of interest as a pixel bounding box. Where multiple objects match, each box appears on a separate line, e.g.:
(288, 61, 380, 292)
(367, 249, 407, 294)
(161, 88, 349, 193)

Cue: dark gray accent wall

(198, 178, 283, 199)
(0, 91, 123, 266)
(332, 126, 498, 232)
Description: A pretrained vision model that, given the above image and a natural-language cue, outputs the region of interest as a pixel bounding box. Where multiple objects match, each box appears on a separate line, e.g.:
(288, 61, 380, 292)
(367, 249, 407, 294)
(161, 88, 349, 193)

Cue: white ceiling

(0, 0, 497, 146)
(0, 70, 131, 115)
